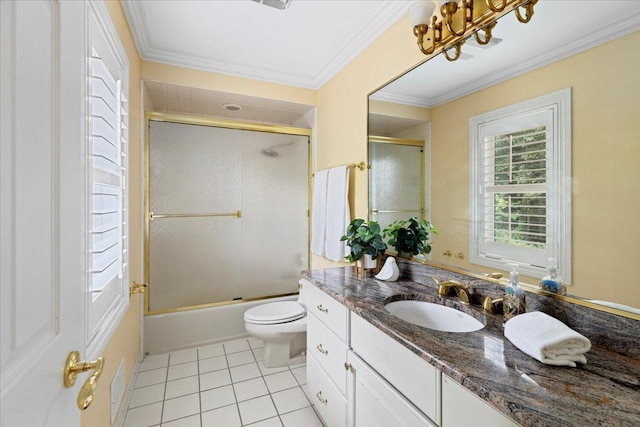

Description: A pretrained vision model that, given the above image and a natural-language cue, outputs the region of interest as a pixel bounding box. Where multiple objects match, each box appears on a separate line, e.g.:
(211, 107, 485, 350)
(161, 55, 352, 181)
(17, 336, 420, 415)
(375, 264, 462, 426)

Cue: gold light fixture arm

(63, 351, 105, 410)
(443, 42, 464, 62)
(414, 15, 442, 56)
(441, 0, 473, 37)
(411, 0, 537, 62)
(485, 0, 507, 12)
(473, 21, 497, 45)
(515, 0, 537, 23)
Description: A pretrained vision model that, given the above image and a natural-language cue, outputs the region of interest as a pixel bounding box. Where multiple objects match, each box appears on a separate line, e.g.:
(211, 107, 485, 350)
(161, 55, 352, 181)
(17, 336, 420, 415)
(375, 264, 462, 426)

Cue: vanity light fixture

(409, 0, 537, 61)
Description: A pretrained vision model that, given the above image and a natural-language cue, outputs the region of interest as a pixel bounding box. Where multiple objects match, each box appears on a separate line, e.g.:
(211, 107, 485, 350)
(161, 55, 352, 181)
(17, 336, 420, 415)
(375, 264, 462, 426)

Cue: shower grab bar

(149, 210, 241, 220)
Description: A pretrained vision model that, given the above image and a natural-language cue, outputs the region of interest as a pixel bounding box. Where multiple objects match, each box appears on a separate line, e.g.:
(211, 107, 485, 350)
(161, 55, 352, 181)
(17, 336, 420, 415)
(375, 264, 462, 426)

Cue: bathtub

(143, 295, 297, 355)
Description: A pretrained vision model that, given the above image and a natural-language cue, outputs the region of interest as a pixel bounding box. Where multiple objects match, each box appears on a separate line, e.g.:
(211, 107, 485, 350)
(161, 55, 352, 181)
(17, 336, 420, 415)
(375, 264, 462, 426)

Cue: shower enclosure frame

(143, 111, 313, 316)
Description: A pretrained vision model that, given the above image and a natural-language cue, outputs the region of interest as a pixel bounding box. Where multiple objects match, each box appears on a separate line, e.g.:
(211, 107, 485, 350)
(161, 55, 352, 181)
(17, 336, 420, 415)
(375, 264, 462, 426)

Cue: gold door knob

(63, 351, 105, 410)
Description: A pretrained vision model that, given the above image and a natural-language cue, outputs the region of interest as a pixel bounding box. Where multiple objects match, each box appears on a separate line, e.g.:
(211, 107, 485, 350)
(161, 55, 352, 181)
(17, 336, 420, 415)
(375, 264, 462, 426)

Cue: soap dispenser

(503, 264, 526, 323)
(540, 257, 563, 293)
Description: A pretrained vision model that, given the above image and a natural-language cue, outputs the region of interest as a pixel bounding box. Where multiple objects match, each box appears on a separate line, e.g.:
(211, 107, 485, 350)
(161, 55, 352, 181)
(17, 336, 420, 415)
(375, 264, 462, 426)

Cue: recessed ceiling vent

(223, 103, 243, 112)
(251, 0, 293, 11)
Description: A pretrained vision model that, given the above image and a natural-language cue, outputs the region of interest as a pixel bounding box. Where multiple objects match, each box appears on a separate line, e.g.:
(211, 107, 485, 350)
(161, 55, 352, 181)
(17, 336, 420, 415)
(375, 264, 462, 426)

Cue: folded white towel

(504, 311, 591, 367)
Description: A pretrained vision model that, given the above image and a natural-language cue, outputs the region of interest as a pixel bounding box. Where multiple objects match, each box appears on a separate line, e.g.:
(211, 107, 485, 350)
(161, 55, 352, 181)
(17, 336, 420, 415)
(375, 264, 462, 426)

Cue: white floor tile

(201, 404, 241, 427)
(248, 337, 263, 349)
(288, 361, 306, 370)
(129, 383, 165, 408)
(140, 354, 169, 372)
(165, 376, 199, 400)
(199, 355, 227, 374)
(245, 416, 283, 427)
(280, 406, 323, 427)
(271, 387, 310, 415)
(198, 343, 225, 360)
(252, 348, 263, 362)
(290, 366, 306, 386)
(200, 368, 232, 391)
(169, 348, 198, 365)
(123, 402, 162, 427)
(135, 367, 168, 388)
(167, 361, 198, 381)
(257, 361, 288, 376)
(161, 414, 201, 427)
(263, 371, 298, 393)
(233, 377, 269, 402)
(201, 384, 237, 412)
(162, 394, 200, 423)
(227, 350, 256, 368)
(229, 362, 261, 383)
(237, 395, 278, 425)
(223, 338, 251, 354)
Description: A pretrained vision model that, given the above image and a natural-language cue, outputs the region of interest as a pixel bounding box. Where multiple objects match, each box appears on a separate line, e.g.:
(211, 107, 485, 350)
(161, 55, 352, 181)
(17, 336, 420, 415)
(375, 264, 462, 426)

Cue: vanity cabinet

(346, 350, 437, 427)
(350, 313, 441, 425)
(442, 374, 519, 427)
(301, 282, 350, 426)
(302, 280, 518, 427)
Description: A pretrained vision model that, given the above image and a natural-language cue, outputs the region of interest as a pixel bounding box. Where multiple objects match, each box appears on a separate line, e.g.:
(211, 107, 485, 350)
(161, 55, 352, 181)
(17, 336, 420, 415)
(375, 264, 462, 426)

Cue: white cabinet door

(442, 374, 519, 427)
(347, 351, 436, 427)
(1, 1, 85, 425)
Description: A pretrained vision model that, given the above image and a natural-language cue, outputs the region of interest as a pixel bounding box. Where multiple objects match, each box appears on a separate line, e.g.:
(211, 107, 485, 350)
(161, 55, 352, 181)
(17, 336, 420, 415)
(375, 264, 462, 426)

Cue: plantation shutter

(89, 46, 128, 294)
(482, 127, 547, 251)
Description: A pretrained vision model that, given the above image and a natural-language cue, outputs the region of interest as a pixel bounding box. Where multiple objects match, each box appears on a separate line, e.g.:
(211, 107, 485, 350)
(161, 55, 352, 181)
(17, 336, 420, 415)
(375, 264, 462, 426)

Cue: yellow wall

(428, 32, 640, 305)
(141, 61, 317, 107)
(81, 2, 143, 426)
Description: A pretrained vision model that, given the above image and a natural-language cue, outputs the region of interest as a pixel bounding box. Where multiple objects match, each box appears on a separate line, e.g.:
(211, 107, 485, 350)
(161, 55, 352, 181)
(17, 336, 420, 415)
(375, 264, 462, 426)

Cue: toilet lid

(245, 301, 305, 325)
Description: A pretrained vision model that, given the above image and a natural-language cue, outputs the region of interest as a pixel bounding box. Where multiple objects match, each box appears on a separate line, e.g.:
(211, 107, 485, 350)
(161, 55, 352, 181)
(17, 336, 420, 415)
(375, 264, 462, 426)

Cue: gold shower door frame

(144, 112, 313, 315)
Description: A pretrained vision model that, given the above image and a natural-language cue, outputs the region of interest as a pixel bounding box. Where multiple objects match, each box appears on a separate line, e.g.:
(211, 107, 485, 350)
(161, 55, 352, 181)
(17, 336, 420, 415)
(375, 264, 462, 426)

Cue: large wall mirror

(368, 1, 640, 316)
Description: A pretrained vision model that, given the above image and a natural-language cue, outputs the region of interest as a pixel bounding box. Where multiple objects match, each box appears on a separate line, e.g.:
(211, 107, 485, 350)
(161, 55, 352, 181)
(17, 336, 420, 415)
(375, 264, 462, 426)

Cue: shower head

(261, 148, 279, 157)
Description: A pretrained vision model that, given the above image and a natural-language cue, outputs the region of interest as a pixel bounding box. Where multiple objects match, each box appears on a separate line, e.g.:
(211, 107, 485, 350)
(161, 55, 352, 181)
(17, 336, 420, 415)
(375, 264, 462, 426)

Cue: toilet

(244, 298, 307, 368)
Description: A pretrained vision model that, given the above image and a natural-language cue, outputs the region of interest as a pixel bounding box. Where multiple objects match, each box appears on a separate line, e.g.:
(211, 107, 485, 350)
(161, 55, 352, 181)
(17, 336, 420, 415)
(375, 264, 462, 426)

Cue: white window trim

(85, 0, 130, 361)
(469, 88, 572, 283)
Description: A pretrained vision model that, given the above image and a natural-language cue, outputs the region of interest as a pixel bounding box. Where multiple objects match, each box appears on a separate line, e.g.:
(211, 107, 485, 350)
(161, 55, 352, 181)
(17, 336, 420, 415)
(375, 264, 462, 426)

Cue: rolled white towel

(504, 311, 591, 367)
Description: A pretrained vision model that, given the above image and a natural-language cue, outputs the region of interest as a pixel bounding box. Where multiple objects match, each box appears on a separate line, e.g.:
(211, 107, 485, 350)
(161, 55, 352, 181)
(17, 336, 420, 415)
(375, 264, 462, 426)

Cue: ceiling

(122, 0, 408, 90)
(125, 1, 640, 126)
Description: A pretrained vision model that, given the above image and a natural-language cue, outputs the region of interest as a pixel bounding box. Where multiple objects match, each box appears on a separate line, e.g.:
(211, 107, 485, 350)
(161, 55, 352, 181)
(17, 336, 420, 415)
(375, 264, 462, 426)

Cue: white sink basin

(384, 300, 484, 333)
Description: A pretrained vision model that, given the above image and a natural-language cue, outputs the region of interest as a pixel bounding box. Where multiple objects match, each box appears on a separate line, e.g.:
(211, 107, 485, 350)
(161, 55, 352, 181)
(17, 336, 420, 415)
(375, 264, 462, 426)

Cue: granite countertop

(301, 266, 640, 427)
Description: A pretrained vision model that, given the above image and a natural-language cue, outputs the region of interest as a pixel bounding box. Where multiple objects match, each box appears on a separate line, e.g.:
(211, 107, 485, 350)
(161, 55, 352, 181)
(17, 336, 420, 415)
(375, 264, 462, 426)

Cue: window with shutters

(86, 0, 129, 358)
(469, 89, 571, 282)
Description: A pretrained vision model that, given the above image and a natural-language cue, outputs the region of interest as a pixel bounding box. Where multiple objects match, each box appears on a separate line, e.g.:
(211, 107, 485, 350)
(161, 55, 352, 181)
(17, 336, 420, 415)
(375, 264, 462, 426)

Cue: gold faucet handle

(483, 296, 504, 314)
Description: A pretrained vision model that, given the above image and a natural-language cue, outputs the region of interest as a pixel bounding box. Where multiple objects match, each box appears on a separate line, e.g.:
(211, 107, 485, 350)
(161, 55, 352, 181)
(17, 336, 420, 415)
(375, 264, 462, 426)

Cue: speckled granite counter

(301, 264, 640, 427)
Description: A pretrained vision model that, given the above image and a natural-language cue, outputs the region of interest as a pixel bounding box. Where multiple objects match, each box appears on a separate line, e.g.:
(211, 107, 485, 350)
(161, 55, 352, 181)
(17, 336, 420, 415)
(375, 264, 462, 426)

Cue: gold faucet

(435, 279, 471, 305)
(482, 296, 504, 314)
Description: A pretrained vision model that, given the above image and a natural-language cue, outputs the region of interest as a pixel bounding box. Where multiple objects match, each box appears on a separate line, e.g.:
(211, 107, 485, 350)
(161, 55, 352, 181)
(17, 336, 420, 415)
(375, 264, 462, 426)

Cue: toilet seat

(244, 301, 305, 325)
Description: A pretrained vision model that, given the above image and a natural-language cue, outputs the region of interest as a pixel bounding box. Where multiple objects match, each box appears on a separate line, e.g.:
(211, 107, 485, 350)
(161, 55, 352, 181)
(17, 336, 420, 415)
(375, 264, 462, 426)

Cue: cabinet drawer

(351, 314, 441, 425)
(307, 352, 348, 427)
(348, 351, 437, 427)
(300, 280, 349, 342)
(308, 311, 348, 395)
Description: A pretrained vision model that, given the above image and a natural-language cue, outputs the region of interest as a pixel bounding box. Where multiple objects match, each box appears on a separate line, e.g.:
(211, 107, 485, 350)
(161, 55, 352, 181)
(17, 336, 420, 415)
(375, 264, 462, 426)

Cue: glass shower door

(147, 120, 309, 313)
(369, 141, 424, 237)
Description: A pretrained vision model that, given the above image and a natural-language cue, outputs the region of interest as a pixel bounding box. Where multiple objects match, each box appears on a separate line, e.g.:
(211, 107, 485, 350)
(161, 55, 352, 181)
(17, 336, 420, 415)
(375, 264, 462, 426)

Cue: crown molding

(121, 0, 408, 90)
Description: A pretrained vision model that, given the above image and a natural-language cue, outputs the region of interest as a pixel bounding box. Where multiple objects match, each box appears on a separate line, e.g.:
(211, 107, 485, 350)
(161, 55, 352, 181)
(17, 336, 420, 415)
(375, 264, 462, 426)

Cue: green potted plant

(340, 218, 387, 268)
(383, 217, 438, 258)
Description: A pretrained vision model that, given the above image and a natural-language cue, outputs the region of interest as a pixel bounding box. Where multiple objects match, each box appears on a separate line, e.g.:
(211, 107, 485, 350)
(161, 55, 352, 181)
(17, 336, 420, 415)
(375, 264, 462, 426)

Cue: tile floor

(123, 337, 324, 427)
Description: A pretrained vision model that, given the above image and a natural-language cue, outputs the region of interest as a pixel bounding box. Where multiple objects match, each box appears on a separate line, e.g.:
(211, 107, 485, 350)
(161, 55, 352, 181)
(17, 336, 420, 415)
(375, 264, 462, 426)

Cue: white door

(1, 1, 86, 425)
